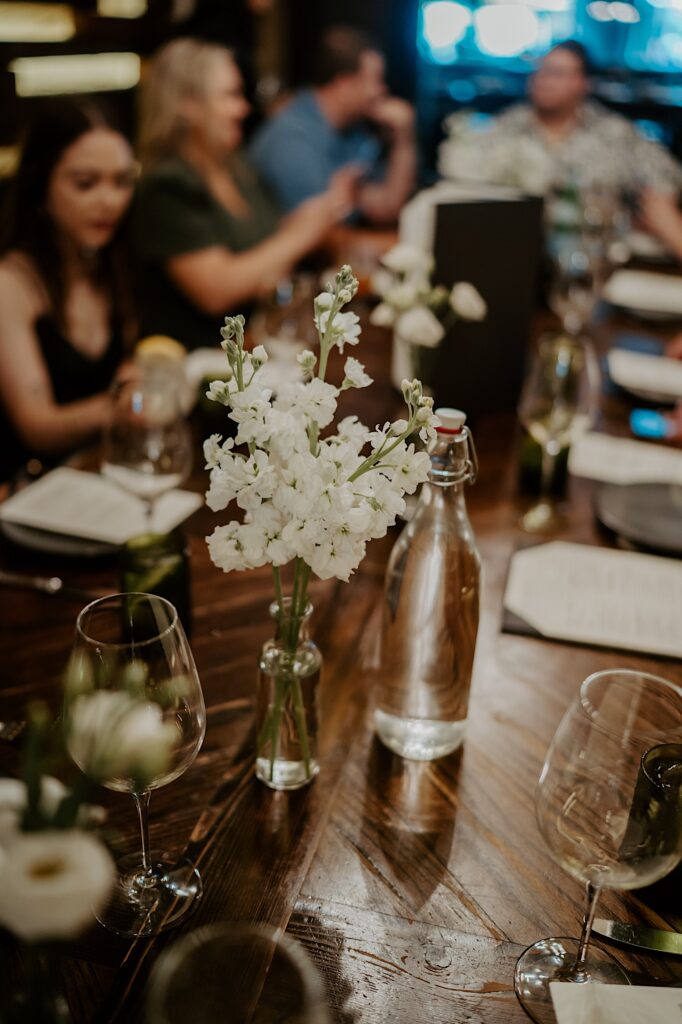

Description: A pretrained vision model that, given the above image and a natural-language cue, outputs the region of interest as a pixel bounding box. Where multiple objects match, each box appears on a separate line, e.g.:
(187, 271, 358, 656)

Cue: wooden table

(1, 312, 681, 1023)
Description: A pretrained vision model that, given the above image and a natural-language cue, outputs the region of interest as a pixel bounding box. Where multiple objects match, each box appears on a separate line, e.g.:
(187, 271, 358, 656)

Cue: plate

(607, 349, 682, 405)
(1, 519, 116, 558)
(594, 482, 682, 557)
(603, 270, 682, 321)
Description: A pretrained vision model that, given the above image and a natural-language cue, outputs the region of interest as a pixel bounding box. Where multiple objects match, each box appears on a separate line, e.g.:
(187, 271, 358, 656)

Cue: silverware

(0, 569, 103, 603)
(593, 918, 682, 956)
(0, 720, 26, 743)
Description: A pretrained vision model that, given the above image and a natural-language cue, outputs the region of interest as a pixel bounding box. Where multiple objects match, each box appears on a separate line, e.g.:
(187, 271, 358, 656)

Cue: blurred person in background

(135, 38, 355, 351)
(439, 41, 682, 217)
(250, 25, 416, 223)
(0, 100, 136, 484)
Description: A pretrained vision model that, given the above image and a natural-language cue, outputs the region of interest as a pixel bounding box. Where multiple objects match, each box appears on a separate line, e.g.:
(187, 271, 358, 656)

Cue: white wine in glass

(518, 333, 598, 533)
(514, 669, 682, 1024)
(68, 593, 206, 938)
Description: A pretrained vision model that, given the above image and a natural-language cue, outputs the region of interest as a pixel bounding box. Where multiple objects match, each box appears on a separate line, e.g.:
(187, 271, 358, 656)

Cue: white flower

(381, 243, 432, 276)
(0, 777, 65, 846)
(276, 377, 339, 429)
(67, 691, 178, 788)
(315, 308, 361, 354)
(370, 267, 395, 298)
(251, 344, 268, 366)
(342, 357, 373, 390)
(297, 349, 317, 372)
(369, 301, 397, 328)
(0, 830, 114, 941)
(206, 380, 232, 405)
(396, 306, 446, 348)
(385, 281, 420, 311)
(450, 282, 487, 321)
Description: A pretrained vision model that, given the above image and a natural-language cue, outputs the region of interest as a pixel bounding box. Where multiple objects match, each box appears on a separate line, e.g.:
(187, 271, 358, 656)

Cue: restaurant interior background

(2, 0, 682, 185)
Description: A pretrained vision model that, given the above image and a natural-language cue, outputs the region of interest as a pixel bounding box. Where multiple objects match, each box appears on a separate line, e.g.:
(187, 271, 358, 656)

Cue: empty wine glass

(548, 237, 603, 337)
(67, 593, 206, 937)
(514, 669, 682, 1024)
(102, 372, 193, 531)
(147, 923, 331, 1024)
(518, 333, 599, 533)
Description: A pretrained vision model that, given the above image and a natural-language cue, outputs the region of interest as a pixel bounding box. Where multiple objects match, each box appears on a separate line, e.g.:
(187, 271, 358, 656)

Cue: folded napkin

(551, 981, 682, 1023)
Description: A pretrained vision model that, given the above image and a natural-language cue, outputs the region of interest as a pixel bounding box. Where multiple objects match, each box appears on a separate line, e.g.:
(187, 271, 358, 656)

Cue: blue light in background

(474, 5, 540, 56)
(420, 1, 472, 63)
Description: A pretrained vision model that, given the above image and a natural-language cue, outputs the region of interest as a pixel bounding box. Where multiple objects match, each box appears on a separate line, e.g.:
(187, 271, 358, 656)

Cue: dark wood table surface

(1, 310, 681, 1023)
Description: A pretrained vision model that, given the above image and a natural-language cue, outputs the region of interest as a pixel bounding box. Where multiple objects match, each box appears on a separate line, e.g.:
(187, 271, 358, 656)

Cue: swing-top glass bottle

(374, 408, 480, 760)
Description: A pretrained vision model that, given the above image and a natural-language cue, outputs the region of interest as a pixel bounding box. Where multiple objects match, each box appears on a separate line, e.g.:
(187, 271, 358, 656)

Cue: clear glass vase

(256, 599, 321, 791)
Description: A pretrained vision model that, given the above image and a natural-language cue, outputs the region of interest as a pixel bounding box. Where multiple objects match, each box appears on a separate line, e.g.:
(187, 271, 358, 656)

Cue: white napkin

(0, 468, 202, 545)
(569, 432, 682, 485)
(607, 349, 682, 401)
(603, 270, 682, 315)
(551, 981, 682, 1024)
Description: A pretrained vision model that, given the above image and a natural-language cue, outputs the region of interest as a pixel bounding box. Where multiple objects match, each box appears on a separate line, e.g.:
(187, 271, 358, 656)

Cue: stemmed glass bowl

(66, 593, 206, 937)
(514, 669, 682, 1024)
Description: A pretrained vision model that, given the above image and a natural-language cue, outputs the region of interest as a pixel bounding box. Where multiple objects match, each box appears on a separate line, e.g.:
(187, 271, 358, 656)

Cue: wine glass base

(519, 500, 566, 534)
(514, 936, 630, 1024)
(96, 850, 202, 938)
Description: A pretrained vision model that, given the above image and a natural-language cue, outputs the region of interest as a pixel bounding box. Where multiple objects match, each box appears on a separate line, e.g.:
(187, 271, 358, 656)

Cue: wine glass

(514, 669, 682, 1024)
(548, 237, 602, 337)
(102, 372, 193, 532)
(147, 923, 331, 1024)
(67, 593, 206, 937)
(518, 332, 599, 533)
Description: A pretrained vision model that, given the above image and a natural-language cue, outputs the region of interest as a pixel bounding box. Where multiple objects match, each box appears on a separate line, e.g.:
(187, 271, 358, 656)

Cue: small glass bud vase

(256, 599, 321, 791)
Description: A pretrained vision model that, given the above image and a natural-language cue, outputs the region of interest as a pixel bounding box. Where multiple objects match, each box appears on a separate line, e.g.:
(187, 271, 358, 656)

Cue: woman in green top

(135, 38, 356, 351)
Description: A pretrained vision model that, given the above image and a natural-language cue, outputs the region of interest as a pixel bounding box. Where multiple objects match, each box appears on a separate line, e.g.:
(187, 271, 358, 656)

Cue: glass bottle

(374, 408, 480, 760)
(256, 599, 321, 791)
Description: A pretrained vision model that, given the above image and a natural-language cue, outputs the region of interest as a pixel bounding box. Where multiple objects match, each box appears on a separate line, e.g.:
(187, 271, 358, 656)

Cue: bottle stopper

(435, 408, 467, 434)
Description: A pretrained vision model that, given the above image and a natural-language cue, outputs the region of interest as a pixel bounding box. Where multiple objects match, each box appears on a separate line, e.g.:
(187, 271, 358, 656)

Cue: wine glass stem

(133, 790, 153, 876)
(539, 445, 557, 504)
(574, 881, 602, 981)
(145, 499, 154, 531)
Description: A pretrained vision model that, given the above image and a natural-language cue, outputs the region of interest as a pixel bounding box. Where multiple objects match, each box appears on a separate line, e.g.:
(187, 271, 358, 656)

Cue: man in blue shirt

(250, 26, 416, 224)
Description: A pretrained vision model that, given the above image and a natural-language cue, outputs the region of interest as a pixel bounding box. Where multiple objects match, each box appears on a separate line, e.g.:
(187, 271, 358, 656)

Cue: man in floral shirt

(439, 41, 682, 199)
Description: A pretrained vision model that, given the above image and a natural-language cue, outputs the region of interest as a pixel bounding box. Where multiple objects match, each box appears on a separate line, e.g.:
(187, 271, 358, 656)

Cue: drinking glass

(518, 333, 599, 532)
(102, 373, 193, 531)
(548, 236, 602, 337)
(68, 593, 206, 937)
(146, 922, 331, 1024)
(514, 669, 682, 1024)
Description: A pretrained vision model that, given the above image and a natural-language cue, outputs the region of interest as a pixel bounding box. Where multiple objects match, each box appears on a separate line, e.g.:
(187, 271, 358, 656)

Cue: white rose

(396, 306, 446, 348)
(67, 691, 178, 788)
(369, 302, 397, 328)
(449, 282, 487, 321)
(0, 830, 114, 941)
(385, 281, 419, 312)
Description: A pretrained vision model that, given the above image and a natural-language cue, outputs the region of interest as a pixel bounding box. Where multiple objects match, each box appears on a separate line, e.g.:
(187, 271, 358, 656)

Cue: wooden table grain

(1, 312, 681, 1023)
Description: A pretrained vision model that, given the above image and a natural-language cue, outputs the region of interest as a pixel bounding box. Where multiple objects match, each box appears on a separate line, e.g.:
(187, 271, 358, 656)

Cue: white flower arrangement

(204, 265, 438, 781)
(369, 242, 486, 350)
(204, 265, 438, 585)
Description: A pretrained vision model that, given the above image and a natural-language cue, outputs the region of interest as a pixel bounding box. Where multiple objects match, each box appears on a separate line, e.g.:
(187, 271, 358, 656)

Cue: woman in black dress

(0, 99, 137, 482)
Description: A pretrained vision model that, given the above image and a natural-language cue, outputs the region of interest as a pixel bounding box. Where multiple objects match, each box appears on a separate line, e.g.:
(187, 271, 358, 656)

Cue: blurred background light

(587, 1, 612, 18)
(474, 5, 540, 57)
(9, 53, 141, 96)
(419, 0, 472, 63)
(0, 2, 75, 42)
(97, 0, 147, 16)
(610, 1, 640, 21)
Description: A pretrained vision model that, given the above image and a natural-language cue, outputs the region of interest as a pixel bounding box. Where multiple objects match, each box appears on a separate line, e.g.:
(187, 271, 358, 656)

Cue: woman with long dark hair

(0, 99, 137, 482)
